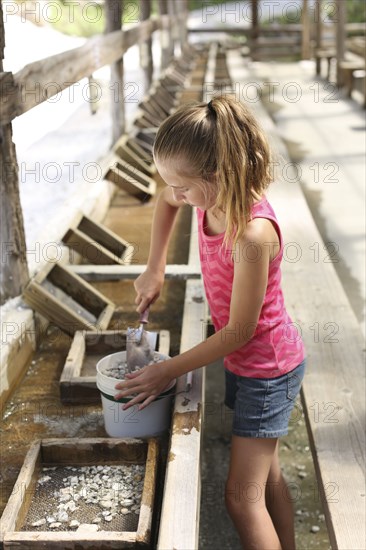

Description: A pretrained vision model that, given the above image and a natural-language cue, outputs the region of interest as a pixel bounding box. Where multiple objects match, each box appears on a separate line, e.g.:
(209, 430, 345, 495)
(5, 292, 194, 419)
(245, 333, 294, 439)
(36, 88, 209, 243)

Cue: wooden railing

(0, 0, 188, 305)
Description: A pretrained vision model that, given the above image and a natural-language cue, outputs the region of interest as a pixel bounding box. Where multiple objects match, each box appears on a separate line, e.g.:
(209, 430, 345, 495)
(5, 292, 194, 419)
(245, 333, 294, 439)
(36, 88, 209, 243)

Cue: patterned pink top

(197, 196, 305, 378)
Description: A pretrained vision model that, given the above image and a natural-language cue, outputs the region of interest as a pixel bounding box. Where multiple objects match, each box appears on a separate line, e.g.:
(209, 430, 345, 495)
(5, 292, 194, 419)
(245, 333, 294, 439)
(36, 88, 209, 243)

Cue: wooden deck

(226, 49, 366, 550)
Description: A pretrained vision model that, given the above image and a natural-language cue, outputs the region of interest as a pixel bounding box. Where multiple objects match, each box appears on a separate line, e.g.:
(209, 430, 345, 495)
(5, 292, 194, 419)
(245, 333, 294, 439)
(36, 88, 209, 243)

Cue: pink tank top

(197, 196, 305, 378)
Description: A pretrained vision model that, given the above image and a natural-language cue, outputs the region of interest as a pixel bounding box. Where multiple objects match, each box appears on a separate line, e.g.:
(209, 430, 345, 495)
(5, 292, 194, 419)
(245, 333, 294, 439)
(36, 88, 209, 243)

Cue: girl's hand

(114, 360, 173, 411)
(134, 267, 164, 314)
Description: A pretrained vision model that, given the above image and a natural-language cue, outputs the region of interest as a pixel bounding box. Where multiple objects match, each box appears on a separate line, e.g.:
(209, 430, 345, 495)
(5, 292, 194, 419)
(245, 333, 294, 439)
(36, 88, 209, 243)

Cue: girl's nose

(173, 189, 185, 202)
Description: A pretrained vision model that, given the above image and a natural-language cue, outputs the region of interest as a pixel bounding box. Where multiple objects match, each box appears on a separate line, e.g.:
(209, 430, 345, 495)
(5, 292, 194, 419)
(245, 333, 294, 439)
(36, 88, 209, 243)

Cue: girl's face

(155, 158, 217, 210)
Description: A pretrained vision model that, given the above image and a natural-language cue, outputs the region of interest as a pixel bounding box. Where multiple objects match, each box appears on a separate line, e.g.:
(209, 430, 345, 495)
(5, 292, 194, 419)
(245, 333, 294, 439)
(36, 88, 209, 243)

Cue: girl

(115, 95, 306, 550)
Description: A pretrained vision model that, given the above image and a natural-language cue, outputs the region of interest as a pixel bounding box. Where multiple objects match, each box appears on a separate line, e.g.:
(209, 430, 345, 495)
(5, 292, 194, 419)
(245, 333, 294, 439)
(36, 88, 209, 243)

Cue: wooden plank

(69, 264, 201, 281)
(157, 279, 206, 550)
(0, 16, 169, 124)
(232, 61, 366, 550)
(157, 330, 170, 357)
(0, 441, 41, 539)
(136, 438, 158, 544)
(157, 158, 207, 548)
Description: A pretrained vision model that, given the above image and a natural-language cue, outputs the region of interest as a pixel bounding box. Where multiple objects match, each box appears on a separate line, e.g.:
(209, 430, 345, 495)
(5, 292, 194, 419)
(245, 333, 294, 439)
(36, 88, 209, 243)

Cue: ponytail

(208, 95, 272, 248)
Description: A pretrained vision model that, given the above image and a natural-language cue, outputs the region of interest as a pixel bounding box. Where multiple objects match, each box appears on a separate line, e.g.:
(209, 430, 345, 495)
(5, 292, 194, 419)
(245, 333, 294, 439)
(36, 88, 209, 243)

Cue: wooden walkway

(226, 50, 365, 550)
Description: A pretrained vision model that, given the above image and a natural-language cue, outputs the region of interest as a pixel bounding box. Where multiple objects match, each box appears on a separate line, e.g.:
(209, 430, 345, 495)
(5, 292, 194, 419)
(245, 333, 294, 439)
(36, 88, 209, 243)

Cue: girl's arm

(116, 217, 274, 410)
(134, 186, 185, 313)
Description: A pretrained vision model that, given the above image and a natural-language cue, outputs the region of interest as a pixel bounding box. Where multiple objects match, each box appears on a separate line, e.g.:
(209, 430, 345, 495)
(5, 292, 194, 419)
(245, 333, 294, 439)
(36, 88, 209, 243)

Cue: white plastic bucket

(96, 351, 175, 438)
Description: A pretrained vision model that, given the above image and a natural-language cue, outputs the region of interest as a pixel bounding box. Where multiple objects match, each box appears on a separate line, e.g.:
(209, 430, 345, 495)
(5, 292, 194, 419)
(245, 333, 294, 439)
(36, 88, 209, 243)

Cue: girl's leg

(266, 441, 296, 550)
(225, 435, 281, 550)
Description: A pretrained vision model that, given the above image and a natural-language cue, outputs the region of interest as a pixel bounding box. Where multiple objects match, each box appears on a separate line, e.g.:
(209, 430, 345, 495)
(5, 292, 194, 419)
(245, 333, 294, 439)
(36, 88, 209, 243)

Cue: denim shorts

(224, 359, 306, 438)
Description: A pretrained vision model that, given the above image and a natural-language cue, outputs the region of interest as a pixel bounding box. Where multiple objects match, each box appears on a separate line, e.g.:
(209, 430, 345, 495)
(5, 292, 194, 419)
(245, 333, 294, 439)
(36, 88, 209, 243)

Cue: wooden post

(139, 0, 153, 93)
(105, 0, 124, 144)
(315, 0, 323, 74)
(251, 0, 259, 61)
(336, 0, 346, 86)
(167, 0, 177, 59)
(176, 0, 188, 54)
(301, 0, 311, 59)
(0, 2, 29, 305)
(157, 0, 171, 70)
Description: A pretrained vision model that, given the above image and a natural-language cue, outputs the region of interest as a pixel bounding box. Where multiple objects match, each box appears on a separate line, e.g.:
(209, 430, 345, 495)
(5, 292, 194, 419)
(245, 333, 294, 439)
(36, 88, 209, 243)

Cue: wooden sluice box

(61, 213, 133, 266)
(22, 262, 115, 335)
(0, 438, 159, 549)
(60, 329, 170, 404)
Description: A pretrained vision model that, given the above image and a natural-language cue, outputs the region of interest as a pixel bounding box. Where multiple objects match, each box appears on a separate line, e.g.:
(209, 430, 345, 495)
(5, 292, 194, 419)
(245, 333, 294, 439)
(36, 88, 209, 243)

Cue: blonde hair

(153, 95, 272, 248)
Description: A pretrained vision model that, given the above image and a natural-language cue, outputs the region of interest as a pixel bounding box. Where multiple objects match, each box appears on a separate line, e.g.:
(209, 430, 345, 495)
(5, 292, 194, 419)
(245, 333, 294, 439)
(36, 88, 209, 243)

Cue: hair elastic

(207, 100, 215, 114)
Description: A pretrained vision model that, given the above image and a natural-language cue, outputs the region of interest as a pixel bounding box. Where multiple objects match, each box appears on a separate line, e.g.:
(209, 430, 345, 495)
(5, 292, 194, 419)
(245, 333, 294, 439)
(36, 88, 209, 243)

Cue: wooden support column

(176, 0, 188, 54)
(301, 0, 311, 59)
(167, 0, 177, 59)
(0, 2, 29, 305)
(105, 0, 124, 144)
(158, 0, 171, 70)
(139, 0, 153, 93)
(336, 0, 346, 86)
(251, 0, 259, 62)
(315, 0, 323, 74)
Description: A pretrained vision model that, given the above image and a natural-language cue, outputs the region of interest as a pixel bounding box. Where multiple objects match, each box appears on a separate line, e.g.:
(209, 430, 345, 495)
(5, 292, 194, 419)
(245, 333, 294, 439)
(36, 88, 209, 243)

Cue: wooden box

(113, 136, 155, 178)
(0, 438, 158, 549)
(60, 330, 170, 404)
(104, 155, 156, 202)
(23, 262, 115, 335)
(61, 213, 133, 266)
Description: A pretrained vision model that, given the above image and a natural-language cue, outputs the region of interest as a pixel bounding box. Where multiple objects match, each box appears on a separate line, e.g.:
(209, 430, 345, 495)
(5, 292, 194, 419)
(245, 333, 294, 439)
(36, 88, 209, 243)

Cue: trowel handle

(139, 306, 150, 324)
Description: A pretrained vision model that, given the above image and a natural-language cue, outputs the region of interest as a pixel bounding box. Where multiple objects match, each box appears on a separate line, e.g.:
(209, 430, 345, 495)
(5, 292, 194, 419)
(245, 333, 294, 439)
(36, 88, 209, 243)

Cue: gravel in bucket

(100, 353, 164, 380)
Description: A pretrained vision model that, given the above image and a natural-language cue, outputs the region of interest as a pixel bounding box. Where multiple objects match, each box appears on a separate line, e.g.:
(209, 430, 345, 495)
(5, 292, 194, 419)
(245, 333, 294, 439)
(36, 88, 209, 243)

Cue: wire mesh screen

(22, 464, 145, 533)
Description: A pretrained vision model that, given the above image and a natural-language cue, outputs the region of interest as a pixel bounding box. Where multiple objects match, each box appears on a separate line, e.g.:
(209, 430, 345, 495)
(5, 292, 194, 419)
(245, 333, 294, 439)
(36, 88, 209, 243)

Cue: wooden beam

(157, 211, 206, 549)
(336, 0, 347, 86)
(105, 0, 125, 143)
(157, 0, 171, 70)
(315, 0, 323, 74)
(0, 1, 29, 305)
(0, 17, 166, 125)
(251, 0, 259, 61)
(175, 0, 189, 54)
(140, 0, 153, 94)
(69, 263, 202, 281)
(301, 0, 311, 60)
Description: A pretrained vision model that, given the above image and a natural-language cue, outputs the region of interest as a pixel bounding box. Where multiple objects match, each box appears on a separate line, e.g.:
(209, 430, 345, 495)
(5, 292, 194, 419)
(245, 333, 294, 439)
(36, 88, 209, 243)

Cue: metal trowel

(126, 307, 157, 373)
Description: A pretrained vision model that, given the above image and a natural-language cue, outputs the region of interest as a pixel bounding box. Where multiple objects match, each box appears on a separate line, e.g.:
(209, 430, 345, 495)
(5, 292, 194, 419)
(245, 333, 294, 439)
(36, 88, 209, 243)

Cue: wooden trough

(0, 438, 158, 549)
(22, 262, 115, 335)
(61, 213, 133, 266)
(60, 329, 170, 404)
